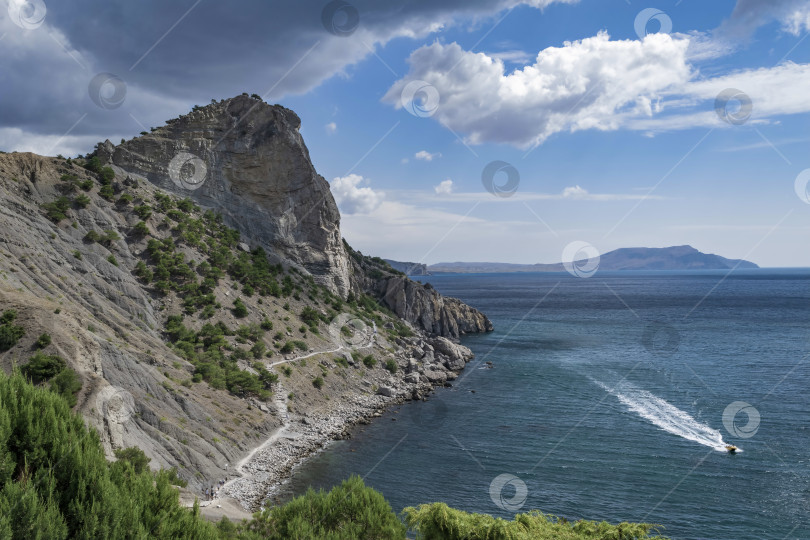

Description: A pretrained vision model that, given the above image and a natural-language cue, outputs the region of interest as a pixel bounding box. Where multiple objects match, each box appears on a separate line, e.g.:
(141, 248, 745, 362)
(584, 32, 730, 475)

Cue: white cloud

(561, 185, 588, 199)
(384, 32, 693, 148)
(488, 49, 533, 64)
(325, 122, 337, 134)
(384, 31, 810, 148)
(434, 179, 454, 195)
(329, 174, 384, 215)
(415, 150, 442, 161)
(783, 5, 810, 34)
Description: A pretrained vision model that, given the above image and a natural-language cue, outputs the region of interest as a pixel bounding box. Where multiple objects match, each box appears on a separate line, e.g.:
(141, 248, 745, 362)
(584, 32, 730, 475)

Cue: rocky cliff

(97, 95, 491, 339)
(0, 96, 492, 498)
(97, 95, 351, 297)
(383, 259, 431, 276)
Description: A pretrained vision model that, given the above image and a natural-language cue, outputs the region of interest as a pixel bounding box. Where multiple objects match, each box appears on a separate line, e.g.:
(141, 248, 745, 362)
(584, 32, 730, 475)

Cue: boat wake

(592, 378, 732, 452)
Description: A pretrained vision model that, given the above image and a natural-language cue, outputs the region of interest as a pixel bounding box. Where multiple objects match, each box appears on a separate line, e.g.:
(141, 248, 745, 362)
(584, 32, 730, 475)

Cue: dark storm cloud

(0, 0, 573, 152)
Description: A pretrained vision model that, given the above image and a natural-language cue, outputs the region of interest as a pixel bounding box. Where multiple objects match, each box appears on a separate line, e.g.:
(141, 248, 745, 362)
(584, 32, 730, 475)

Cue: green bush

(133, 221, 150, 236)
(312, 376, 324, 389)
(79, 179, 95, 191)
(403, 503, 668, 540)
(300, 306, 320, 327)
(84, 230, 103, 243)
(100, 166, 115, 184)
(35, 333, 51, 349)
(232, 299, 248, 318)
(74, 194, 91, 208)
(0, 310, 25, 351)
(385, 359, 398, 374)
(237, 476, 406, 540)
(41, 196, 71, 222)
(107, 254, 119, 266)
(114, 447, 151, 474)
(21, 352, 66, 384)
(362, 355, 376, 368)
(134, 205, 153, 220)
(49, 368, 82, 407)
(99, 184, 115, 201)
(0, 371, 218, 538)
(84, 155, 102, 173)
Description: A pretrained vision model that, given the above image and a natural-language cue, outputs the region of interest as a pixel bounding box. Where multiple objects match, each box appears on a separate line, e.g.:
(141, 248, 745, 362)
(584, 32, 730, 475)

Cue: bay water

(280, 270, 809, 539)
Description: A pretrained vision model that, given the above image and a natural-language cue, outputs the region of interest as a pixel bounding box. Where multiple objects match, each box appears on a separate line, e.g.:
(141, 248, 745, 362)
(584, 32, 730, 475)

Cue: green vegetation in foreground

(402, 503, 669, 540)
(0, 366, 669, 540)
(0, 370, 213, 539)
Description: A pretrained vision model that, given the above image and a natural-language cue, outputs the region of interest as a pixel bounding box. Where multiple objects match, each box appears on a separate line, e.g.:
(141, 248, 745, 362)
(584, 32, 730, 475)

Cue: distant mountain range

(428, 246, 759, 274)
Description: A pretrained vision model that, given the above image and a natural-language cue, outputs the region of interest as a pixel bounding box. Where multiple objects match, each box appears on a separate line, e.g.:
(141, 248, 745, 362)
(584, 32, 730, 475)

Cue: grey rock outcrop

(377, 276, 493, 339)
(383, 259, 430, 276)
(97, 95, 351, 296)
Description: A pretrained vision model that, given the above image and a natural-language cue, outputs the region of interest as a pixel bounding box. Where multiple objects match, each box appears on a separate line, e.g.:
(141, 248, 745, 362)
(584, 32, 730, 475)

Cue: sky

(3, 0, 810, 267)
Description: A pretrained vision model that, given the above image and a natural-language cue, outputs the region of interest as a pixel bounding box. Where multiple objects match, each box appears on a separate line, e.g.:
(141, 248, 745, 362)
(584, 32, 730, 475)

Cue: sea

(279, 270, 809, 540)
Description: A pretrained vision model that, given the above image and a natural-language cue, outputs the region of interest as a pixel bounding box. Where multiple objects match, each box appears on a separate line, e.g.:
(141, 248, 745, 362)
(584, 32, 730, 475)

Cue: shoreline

(220, 382, 436, 510)
(210, 330, 477, 512)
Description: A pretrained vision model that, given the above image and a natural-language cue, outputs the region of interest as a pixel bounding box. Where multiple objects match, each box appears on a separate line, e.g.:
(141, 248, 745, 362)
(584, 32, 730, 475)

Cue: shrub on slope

(0, 371, 218, 539)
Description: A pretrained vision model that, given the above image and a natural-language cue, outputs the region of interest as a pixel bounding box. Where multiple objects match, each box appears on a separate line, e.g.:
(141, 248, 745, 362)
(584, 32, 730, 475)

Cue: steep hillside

(98, 94, 490, 339)
(0, 97, 491, 505)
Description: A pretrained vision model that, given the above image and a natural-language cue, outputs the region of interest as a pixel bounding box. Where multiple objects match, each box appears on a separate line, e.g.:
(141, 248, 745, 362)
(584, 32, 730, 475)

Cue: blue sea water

(280, 270, 810, 539)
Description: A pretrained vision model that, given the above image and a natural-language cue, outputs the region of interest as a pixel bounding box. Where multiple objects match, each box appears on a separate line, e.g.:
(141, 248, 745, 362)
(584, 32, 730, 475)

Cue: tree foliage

(0, 371, 218, 539)
(0, 310, 25, 352)
(234, 476, 406, 540)
(403, 503, 668, 540)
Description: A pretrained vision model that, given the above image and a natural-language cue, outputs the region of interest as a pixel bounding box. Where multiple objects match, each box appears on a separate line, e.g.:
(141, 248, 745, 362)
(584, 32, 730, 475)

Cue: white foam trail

(593, 379, 729, 451)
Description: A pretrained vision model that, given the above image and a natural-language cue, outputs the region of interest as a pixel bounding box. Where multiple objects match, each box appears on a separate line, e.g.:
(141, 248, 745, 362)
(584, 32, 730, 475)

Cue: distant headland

(428, 245, 759, 274)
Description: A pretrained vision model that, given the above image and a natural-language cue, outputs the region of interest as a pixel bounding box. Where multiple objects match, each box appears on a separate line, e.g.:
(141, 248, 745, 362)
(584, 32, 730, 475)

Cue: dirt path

(214, 325, 376, 508)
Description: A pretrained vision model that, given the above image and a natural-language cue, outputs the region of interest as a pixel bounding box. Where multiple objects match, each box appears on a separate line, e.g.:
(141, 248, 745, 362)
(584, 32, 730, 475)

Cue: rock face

(97, 95, 351, 296)
(383, 259, 430, 276)
(377, 276, 493, 338)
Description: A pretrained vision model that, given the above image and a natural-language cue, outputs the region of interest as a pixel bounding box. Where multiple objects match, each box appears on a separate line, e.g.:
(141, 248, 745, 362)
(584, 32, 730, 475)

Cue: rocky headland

(0, 94, 491, 511)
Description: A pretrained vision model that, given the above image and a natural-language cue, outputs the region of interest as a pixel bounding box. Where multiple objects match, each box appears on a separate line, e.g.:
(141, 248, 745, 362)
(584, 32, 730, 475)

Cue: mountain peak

(98, 95, 349, 295)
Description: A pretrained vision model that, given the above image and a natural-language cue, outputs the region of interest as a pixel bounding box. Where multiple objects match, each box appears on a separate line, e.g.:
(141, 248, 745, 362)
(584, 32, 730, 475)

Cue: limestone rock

(98, 95, 352, 296)
(377, 276, 493, 339)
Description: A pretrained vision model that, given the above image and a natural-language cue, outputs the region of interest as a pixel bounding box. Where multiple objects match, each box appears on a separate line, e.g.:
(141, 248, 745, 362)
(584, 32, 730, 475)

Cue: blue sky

(3, 0, 810, 266)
